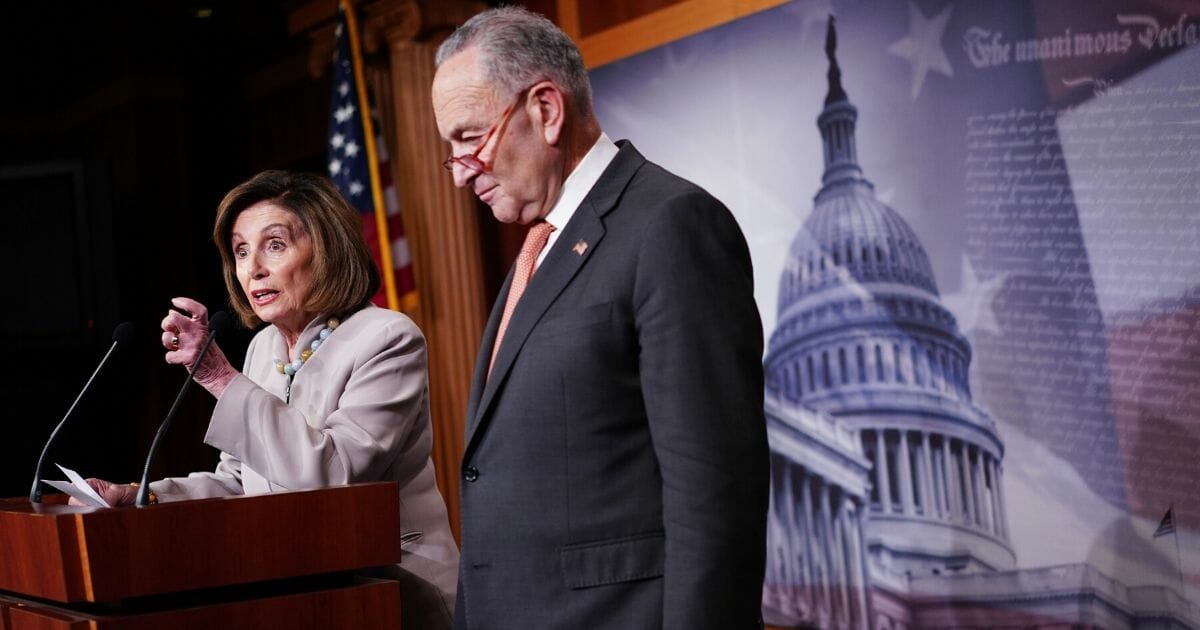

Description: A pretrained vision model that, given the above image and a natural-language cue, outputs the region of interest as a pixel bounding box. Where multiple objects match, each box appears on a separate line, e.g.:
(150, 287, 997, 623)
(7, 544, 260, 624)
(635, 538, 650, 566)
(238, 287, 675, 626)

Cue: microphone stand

(135, 312, 228, 507)
(30, 322, 132, 503)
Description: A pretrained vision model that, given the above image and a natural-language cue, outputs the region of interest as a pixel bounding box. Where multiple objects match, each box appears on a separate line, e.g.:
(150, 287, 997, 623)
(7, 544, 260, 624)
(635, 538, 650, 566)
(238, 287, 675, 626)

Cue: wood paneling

(566, 0, 792, 68)
(364, 0, 490, 544)
(577, 0, 687, 37)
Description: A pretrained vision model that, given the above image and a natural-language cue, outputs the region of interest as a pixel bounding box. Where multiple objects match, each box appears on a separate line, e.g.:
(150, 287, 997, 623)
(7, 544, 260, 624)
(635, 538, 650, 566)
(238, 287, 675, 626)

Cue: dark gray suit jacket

(455, 142, 768, 630)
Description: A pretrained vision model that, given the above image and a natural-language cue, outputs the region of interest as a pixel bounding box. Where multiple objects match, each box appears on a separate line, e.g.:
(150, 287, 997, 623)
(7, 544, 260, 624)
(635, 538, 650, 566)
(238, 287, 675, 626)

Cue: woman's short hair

(212, 170, 380, 328)
(435, 6, 593, 117)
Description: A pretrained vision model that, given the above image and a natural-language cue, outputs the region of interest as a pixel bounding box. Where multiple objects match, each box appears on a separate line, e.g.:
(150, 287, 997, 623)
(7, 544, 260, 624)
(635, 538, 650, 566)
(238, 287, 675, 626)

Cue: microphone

(135, 311, 230, 507)
(30, 322, 134, 503)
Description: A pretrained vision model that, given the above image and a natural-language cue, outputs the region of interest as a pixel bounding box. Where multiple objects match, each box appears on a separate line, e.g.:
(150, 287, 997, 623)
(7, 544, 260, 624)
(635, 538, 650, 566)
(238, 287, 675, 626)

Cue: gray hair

(436, 6, 594, 117)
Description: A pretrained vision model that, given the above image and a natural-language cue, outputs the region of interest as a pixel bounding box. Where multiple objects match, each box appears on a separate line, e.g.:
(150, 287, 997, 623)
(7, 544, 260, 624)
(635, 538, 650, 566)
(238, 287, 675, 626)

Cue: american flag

(1153, 506, 1176, 539)
(327, 0, 416, 312)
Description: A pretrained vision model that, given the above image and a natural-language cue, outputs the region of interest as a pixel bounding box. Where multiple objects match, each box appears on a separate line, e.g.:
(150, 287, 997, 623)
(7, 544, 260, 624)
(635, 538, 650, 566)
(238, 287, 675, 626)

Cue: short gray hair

(436, 6, 594, 117)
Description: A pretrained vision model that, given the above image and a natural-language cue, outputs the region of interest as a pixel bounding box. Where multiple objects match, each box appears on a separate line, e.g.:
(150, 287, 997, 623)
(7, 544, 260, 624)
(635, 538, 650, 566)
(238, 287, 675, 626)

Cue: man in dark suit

(431, 7, 768, 629)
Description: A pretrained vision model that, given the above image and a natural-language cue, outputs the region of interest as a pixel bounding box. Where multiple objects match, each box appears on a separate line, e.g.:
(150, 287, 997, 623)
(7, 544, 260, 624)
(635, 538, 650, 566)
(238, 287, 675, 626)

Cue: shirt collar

(542, 132, 619, 231)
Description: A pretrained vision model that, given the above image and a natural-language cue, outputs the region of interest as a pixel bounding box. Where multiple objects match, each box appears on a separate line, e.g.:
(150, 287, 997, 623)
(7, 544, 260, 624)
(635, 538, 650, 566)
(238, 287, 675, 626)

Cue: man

(431, 7, 768, 629)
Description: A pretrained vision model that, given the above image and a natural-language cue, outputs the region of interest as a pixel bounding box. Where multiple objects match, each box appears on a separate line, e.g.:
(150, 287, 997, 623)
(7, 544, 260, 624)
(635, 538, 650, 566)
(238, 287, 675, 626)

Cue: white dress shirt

(538, 132, 620, 265)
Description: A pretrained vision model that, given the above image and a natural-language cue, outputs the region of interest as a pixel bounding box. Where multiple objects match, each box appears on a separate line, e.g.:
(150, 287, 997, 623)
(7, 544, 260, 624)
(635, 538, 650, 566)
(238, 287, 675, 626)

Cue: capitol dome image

(759, 17, 1196, 630)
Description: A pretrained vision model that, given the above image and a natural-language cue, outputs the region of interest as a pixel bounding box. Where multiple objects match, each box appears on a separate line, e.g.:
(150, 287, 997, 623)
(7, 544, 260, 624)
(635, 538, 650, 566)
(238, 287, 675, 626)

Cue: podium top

(0, 482, 402, 603)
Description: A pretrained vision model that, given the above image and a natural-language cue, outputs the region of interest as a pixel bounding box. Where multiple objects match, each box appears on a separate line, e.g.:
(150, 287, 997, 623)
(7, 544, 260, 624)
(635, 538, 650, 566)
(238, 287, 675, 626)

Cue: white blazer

(152, 305, 459, 623)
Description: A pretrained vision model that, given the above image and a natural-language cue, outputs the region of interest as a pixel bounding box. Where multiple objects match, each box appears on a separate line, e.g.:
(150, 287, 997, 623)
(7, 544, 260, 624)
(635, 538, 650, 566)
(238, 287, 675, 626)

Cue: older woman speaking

(85, 170, 458, 628)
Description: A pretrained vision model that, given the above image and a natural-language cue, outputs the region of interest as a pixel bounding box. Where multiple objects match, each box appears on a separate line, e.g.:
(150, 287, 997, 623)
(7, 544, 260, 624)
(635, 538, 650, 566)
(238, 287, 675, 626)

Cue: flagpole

(342, 0, 400, 311)
(1174, 524, 1185, 595)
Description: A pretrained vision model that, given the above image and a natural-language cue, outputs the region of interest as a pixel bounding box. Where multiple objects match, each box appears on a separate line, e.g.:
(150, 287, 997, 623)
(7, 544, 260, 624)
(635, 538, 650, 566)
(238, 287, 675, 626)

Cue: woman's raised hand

(161, 297, 238, 398)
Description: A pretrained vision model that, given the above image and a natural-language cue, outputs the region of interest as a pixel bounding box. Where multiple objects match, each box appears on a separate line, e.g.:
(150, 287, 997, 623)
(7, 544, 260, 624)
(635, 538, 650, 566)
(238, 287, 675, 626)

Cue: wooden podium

(0, 483, 403, 629)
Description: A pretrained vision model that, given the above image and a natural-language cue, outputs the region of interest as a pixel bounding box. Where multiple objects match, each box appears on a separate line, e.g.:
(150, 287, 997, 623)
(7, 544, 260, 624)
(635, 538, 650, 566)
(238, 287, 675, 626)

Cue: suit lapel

(464, 142, 647, 458)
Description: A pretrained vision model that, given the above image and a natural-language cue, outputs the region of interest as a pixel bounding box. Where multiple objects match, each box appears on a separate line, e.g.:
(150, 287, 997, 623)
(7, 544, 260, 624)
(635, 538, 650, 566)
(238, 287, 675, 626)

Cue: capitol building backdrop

(588, 2, 1200, 627)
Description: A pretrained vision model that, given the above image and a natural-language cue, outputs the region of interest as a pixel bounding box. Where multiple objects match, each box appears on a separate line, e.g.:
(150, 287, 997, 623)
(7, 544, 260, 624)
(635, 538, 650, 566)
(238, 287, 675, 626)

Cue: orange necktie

(489, 221, 556, 376)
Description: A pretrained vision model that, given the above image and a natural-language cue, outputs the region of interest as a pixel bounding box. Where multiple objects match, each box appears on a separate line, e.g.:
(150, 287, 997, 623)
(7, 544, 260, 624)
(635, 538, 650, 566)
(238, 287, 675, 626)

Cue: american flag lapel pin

(572, 240, 588, 256)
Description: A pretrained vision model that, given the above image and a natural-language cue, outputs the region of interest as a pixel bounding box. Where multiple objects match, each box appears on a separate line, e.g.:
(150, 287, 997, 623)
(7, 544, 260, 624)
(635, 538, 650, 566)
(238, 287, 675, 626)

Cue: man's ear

(528, 81, 566, 146)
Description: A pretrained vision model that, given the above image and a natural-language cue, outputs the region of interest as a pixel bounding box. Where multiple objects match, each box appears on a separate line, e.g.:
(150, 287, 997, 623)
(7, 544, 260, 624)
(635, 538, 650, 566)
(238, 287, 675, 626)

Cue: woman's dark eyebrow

(231, 223, 295, 242)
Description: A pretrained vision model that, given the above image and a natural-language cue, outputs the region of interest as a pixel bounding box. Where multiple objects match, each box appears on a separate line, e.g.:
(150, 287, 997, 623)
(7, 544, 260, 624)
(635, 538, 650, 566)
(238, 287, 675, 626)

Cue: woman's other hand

(162, 297, 239, 398)
(67, 478, 137, 507)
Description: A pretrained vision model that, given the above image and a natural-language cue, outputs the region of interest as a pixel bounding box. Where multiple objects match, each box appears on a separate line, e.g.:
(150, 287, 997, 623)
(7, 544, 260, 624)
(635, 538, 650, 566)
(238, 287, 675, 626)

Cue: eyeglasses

(441, 87, 528, 175)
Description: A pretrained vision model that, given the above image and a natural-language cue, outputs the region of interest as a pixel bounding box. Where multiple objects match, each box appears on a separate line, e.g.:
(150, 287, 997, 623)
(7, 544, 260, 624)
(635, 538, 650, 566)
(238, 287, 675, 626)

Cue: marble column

(977, 452, 992, 532)
(776, 463, 792, 586)
(929, 349, 940, 391)
(989, 457, 1005, 537)
(801, 472, 817, 603)
(831, 492, 846, 627)
(838, 502, 853, 628)
(787, 466, 806, 590)
(916, 432, 936, 516)
(921, 432, 938, 518)
(819, 482, 835, 622)
(784, 468, 807, 618)
(958, 442, 976, 525)
(994, 460, 1009, 540)
(897, 430, 915, 515)
(854, 504, 872, 630)
(866, 341, 877, 383)
(942, 437, 958, 521)
(875, 430, 892, 513)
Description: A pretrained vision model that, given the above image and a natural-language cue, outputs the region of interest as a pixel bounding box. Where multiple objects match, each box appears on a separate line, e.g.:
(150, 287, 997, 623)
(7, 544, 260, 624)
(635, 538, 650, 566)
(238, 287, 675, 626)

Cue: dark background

(0, 1, 343, 497)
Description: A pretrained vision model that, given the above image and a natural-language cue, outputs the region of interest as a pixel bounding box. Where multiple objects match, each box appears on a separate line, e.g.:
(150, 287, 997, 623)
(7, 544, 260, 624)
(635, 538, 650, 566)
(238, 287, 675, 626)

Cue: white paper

(41, 464, 111, 508)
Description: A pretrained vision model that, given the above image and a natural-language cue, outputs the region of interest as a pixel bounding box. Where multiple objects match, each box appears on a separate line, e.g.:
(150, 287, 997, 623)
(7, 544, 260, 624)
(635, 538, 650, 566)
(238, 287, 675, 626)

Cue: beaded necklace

(274, 316, 340, 402)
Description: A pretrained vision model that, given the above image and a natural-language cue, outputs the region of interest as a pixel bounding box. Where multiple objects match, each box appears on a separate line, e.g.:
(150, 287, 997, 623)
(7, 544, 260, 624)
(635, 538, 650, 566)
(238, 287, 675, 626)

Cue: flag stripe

(376, 130, 416, 300)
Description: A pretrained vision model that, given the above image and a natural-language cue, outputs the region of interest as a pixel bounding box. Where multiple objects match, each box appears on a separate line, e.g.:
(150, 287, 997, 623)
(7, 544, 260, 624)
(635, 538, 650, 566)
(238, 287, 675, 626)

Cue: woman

(83, 170, 458, 628)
